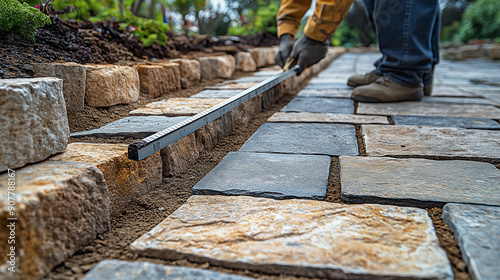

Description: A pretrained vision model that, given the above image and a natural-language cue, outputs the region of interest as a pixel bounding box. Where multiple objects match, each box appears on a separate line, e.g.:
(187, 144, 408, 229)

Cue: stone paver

(70, 116, 188, 138)
(193, 152, 331, 200)
(297, 88, 352, 98)
(191, 89, 242, 98)
(1, 78, 69, 172)
(0, 161, 109, 280)
(340, 156, 500, 207)
(362, 125, 500, 160)
(129, 98, 225, 116)
(206, 82, 259, 90)
(357, 102, 500, 119)
(430, 86, 475, 97)
(268, 112, 388, 124)
(281, 97, 354, 114)
(303, 82, 351, 90)
(240, 123, 358, 156)
(131, 195, 453, 280)
(421, 96, 494, 105)
(443, 203, 500, 280)
(81, 260, 253, 280)
(392, 115, 500, 130)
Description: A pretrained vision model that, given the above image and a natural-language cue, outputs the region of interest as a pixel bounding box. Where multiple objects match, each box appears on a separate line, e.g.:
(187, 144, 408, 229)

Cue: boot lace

(375, 77, 391, 86)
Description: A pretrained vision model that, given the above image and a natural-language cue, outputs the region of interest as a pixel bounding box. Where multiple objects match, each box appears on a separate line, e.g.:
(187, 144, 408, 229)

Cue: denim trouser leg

(423, 8, 441, 85)
(372, 0, 440, 87)
(363, 0, 383, 67)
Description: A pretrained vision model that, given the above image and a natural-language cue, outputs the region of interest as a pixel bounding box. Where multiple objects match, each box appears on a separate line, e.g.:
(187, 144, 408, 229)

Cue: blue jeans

(363, 0, 441, 87)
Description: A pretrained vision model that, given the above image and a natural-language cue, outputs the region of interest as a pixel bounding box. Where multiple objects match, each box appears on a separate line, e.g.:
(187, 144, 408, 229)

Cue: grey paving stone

(193, 152, 330, 200)
(443, 204, 500, 280)
(304, 83, 351, 90)
(340, 156, 500, 208)
(357, 102, 500, 119)
(81, 260, 252, 280)
(392, 115, 500, 130)
(191, 89, 242, 98)
(240, 123, 358, 156)
(70, 116, 189, 139)
(429, 86, 474, 97)
(297, 89, 352, 98)
(422, 96, 494, 105)
(362, 125, 500, 160)
(281, 97, 354, 114)
(131, 195, 453, 280)
(268, 112, 389, 124)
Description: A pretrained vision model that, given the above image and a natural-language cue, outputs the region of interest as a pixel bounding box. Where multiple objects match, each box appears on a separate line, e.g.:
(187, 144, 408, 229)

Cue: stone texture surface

(340, 156, 500, 207)
(131, 195, 453, 280)
(236, 52, 257, 72)
(170, 59, 200, 89)
(240, 123, 358, 156)
(50, 143, 162, 215)
(297, 89, 352, 98)
(0, 161, 109, 280)
(362, 125, 500, 160)
(71, 116, 188, 139)
(250, 48, 274, 67)
(32, 62, 86, 113)
(160, 133, 199, 177)
(392, 115, 500, 130)
(268, 112, 389, 124)
(281, 97, 354, 114)
(357, 102, 500, 119)
(197, 56, 235, 80)
(193, 152, 331, 200)
(304, 83, 351, 90)
(421, 96, 493, 105)
(191, 89, 242, 98)
(206, 82, 260, 90)
(0, 78, 69, 172)
(217, 55, 236, 78)
(134, 63, 181, 97)
(81, 260, 253, 280)
(129, 98, 226, 116)
(194, 114, 234, 152)
(443, 203, 500, 280)
(84, 65, 140, 107)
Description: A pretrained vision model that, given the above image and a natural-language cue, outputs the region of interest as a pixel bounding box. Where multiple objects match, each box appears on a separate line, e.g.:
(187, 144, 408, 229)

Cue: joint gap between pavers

(379, 154, 500, 165)
(355, 125, 367, 156)
(387, 115, 395, 125)
(326, 157, 342, 204)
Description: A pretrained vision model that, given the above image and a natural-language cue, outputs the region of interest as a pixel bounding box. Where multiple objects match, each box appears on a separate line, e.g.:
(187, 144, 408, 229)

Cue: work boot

(347, 70, 380, 87)
(351, 77, 424, 103)
(423, 82, 433, 96)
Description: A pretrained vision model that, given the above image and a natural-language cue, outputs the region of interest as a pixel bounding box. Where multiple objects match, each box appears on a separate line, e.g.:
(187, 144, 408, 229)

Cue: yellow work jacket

(277, 0, 354, 42)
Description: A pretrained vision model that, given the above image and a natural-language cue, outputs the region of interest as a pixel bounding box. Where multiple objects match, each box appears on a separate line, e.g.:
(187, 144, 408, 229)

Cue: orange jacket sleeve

(277, 0, 354, 42)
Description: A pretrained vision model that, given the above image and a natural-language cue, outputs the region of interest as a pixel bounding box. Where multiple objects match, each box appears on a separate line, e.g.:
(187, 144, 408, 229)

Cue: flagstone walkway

(83, 53, 500, 280)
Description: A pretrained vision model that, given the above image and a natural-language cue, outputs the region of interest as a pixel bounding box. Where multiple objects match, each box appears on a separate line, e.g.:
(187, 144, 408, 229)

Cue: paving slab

(303, 83, 351, 90)
(421, 96, 494, 105)
(239, 123, 358, 156)
(357, 102, 500, 119)
(297, 88, 352, 98)
(475, 92, 500, 106)
(193, 152, 330, 200)
(70, 116, 189, 139)
(268, 112, 388, 124)
(443, 203, 500, 280)
(129, 98, 226, 116)
(81, 260, 253, 280)
(191, 89, 242, 98)
(392, 115, 500, 130)
(362, 125, 500, 160)
(206, 82, 259, 90)
(281, 97, 354, 114)
(425, 86, 475, 97)
(340, 156, 500, 208)
(131, 195, 453, 280)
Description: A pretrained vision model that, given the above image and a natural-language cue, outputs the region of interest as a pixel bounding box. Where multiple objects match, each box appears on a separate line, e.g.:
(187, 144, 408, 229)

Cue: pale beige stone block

(158, 62, 181, 92)
(235, 52, 257, 72)
(129, 98, 226, 117)
(84, 65, 139, 107)
(170, 59, 201, 88)
(134, 63, 180, 98)
(217, 55, 236, 78)
(268, 112, 389, 124)
(0, 161, 109, 280)
(0, 78, 69, 172)
(50, 143, 162, 215)
(197, 57, 219, 80)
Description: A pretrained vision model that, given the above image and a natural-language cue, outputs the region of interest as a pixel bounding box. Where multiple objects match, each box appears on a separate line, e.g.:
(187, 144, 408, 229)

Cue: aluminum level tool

(128, 65, 300, 161)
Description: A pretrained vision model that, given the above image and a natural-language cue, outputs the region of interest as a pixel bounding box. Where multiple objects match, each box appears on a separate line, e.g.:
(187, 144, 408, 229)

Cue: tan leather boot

(347, 70, 380, 87)
(351, 77, 424, 103)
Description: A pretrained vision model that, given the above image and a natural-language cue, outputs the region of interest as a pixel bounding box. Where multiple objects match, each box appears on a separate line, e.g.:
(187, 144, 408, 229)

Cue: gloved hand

(289, 34, 329, 75)
(275, 34, 295, 68)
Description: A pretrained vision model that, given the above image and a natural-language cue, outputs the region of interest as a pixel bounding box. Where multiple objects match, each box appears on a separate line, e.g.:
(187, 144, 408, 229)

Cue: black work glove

(275, 34, 295, 68)
(290, 35, 329, 75)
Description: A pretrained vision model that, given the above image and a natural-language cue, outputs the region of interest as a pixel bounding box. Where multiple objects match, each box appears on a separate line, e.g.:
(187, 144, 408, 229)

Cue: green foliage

(0, 0, 51, 42)
(453, 0, 500, 43)
(50, 0, 109, 20)
(228, 2, 279, 36)
(330, 21, 362, 47)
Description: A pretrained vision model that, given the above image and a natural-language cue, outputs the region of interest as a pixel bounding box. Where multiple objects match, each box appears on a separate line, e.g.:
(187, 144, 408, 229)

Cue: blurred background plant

(0, 0, 51, 42)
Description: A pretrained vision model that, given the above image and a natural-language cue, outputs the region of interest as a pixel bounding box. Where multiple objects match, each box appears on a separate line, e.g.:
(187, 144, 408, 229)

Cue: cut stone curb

(134, 64, 181, 98)
(340, 156, 500, 208)
(81, 260, 254, 280)
(0, 161, 109, 280)
(129, 98, 226, 116)
(50, 143, 162, 215)
(297, 89, 352, 99)
(191, 89, 242, 98)
(70, 116, 189, 139)
(443, 203, 500, 280)
(33, 62, 86, 113)
(197, 55, 236, 79)
(131, 195, 453, 280)
(240, 123, 358, 156)
(357, 102, 500, 119)
(281, 97, 354, 114)
(362, 125, 500, 160)
(268, 112, 388, 125)
(170, 59, 201, 89)
(236, 52, 257, 72)
(250, 48, 275, 67)
(0, 78, 69, 172)
(392, 115, 500, 130)
(193, 152, 331, 200)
